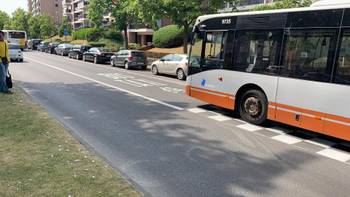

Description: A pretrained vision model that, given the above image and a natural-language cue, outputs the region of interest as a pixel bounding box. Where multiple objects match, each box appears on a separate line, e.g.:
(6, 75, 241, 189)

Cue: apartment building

(220, 0, 277, 12)
(28, 0, 63, 25)
(61, 0, 91, 29)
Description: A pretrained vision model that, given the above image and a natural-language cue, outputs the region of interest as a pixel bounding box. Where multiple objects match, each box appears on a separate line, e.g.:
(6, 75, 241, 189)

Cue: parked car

(55, 44, 73, 56)
(68, 45, 91, 60)
(38, 42, 49, 52)
(46, 43, 59, 54)
(9, 44, 23, 62)
(110, 50, 147, 70)
(28, 39, 42, 50)
(83, 47, 114, 64)
(151, 54, 188, 80)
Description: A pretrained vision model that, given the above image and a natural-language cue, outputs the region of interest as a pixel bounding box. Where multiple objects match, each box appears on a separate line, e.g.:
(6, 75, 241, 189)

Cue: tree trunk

(183, 24, 189, 54)
(123, 25, 129, 49)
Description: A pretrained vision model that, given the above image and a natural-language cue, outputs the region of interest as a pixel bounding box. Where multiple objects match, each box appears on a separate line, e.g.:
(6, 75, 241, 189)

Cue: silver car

(151, 54, 188, 80)
(9, 44, 23, 62)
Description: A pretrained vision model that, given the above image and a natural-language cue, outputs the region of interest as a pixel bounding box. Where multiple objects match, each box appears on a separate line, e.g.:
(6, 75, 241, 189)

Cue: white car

(151, 54, 188, 80)
(9, 44, 23, 62)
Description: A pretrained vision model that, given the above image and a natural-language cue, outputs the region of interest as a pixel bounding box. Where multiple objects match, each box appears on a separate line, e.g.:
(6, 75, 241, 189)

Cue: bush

(153, 25, 184, 48)
(103, 29, 124, 43)
(128, 43, 141, 50)
(72, 28, 102, 41)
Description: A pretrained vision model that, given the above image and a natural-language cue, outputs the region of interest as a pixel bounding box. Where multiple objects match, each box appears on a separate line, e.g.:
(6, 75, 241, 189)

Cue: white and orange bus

(186, 4, 350, 141)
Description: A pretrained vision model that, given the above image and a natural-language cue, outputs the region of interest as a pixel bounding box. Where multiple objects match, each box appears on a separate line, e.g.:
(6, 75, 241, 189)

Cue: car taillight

(128, 56, 133, 61)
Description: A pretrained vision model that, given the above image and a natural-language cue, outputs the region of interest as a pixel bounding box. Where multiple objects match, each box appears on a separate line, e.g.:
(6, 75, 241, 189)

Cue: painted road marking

(266, 128, 291, 135)
(304, 138, 336, 149)
(187, 108, 207, 114)
(208, 115, 232, 122)
(237, 124, 263, 132)
(317, 149, 350, 162)
(26, 57, 185, 111)
(271, 134, 303, 145)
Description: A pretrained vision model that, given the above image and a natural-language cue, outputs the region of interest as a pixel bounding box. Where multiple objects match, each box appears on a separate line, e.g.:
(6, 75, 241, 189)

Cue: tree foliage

(59, 17, 72, 37)
(0, 11, 9, 30)
(4, 8, 30, 31)
(254, 0, 313, 11)
(134, 0, 235, 53)
(39, 14, 57, 39)
(28, 15, 42, 38)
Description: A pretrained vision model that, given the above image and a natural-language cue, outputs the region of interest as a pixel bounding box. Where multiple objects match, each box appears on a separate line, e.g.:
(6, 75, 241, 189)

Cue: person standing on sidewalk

(0, 30, 12, 94)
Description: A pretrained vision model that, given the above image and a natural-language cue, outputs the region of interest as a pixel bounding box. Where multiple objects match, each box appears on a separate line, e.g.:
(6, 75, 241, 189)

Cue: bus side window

(203, 32, 227, 69)
(281, 29, 337, 82)
(334, 30, 350, 85)
(233, 30, 282, 75)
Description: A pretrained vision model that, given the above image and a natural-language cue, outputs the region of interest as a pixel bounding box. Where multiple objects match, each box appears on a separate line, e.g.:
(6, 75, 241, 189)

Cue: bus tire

(239, 89, 268, 125)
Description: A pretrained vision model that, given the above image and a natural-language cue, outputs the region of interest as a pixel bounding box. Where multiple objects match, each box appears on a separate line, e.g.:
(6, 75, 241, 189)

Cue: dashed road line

(237, 124, 263, 132)
(317, 149, 350, 162)
(208, 115, 232, 122)
(304, 138, 337, 149)
(187, 108, 207, 114)
(271, 134, 303, 145)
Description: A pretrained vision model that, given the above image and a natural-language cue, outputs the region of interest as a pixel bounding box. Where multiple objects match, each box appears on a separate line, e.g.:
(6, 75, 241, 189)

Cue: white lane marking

(317, 149, 350, 162)
(237, 124, 263, 132)
(26, 57, 184, 111)
(34, 52, 185, 86)
(208, 115, 232, 122)
(271, 134, 302, 145)
(187, 108, 207, 114)
(304, 138, 336, 149)
(266, 128, 291, 135)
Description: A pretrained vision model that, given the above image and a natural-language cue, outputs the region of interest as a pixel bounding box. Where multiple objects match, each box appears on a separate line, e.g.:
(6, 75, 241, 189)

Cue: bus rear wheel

(239, 89, 268, 125)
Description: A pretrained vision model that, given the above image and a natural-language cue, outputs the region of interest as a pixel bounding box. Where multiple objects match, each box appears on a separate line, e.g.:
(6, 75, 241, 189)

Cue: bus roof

(195, 4, 350, 27)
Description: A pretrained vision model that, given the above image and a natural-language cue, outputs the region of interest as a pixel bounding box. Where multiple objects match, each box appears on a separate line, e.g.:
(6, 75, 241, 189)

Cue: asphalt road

(10, 51, 350, 197)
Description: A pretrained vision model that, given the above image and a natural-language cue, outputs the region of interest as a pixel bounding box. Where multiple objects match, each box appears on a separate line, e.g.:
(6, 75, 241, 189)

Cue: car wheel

(111, 60, 115, 67)
(124, 62, 130, 70)
(141, 65, 147, 70)
(20, 59, 23, 62)
(83, 55, 86, 61)
(76, 54, 79, 60)
(176, 68, 186, 80)
(152, 65, 159, 75)
(239, 89, 268, 125)
(94, 57, 98, 64)
(68, 54, 71, 58)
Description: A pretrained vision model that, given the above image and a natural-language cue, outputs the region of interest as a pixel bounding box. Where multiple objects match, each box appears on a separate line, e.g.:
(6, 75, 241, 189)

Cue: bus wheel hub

(244, 97, 261, 116)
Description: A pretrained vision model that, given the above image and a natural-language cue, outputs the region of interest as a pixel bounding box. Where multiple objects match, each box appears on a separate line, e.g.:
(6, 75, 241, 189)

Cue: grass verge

(0, 87, 140, 197)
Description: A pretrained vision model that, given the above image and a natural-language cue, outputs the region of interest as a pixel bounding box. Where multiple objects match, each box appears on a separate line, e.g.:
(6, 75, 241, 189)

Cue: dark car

(28, 39, 42, 50)
(68, 45, 91, 60)
(83, 47, 114, 64)
(46, 43, 59, 54)
(38, 42, 49, 52)
(55, 44, 73, 56)
(110, 50, 148, 70)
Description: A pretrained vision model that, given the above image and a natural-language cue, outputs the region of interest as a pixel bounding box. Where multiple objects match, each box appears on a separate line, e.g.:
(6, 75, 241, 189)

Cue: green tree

(28, 15, 42, 38)
(7, 8, 30, 31)
(59, 16, 72, 37)
(0, 11, 9, 30)
(89, 0, 136, 49)
(40, 14, 57, 39)
(254, 0, 312, 11)
(134, 0, 238, 53)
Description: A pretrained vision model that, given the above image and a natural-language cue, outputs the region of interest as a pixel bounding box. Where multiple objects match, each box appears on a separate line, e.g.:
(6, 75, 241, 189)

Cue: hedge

(153, 25, 184, 48)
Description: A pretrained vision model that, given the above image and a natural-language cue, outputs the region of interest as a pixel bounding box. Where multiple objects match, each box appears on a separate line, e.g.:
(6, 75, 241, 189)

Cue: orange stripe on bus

(189, 87, 235, 109)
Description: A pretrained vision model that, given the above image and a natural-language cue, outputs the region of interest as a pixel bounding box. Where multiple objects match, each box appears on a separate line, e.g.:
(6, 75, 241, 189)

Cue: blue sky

(0, 0, 27, 15)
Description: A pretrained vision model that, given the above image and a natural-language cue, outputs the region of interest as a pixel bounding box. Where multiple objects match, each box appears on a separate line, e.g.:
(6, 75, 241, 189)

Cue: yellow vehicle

(2, 30, 27, 50)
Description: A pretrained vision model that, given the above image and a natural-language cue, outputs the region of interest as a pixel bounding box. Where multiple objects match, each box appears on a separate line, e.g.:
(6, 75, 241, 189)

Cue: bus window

(334, 30, 350, 85)
(233, 30, 282, 75)
(203, 32, 227, 69)
(189, 32, 204, 68)
(281, 29, 336, 82)
(9, 32, 26, 39)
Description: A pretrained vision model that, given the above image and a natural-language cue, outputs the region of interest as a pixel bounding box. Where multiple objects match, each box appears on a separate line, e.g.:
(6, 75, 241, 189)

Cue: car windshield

(132, 52, 145, 57)
(9, 45, 20, 49)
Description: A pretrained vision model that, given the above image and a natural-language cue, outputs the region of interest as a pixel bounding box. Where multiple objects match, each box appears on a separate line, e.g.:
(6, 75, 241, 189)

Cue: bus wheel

(239, 89, 268, 125)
